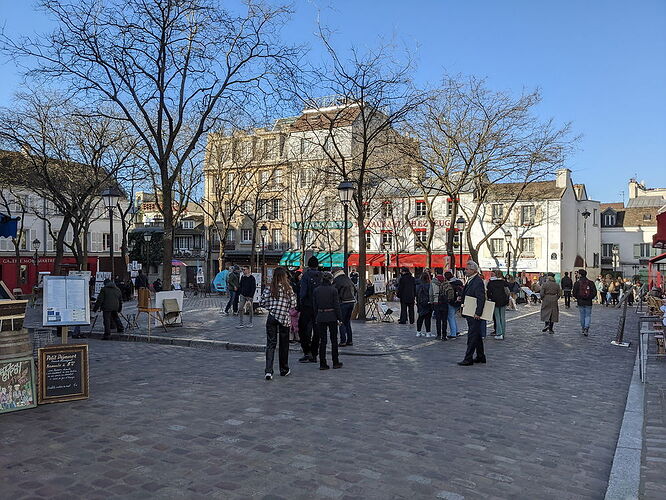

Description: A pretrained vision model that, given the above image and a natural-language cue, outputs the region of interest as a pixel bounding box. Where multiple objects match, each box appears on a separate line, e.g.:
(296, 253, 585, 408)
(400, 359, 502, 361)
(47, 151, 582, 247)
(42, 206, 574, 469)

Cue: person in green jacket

(93, 279, 124, 339)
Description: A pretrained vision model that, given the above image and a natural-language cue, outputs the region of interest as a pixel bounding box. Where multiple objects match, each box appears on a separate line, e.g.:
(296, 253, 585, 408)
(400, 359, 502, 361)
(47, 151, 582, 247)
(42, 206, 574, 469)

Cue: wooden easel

(136, 288, 167, 338)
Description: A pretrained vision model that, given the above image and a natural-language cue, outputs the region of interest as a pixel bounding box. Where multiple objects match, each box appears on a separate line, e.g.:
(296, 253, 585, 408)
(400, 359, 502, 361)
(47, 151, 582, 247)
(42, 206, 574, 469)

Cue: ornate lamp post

(101, 187, 121, 278)
(612, 244, 620, 275)
(455, 216, 466, 275)
(504, 231, 512, 276)
(581, 209, 591, 269)
(260, 224, 268, 286)
(143, 232, 152, 275)
(382, 239, 390, 292)
(32, 238, 41, 289)
(337, 180, 354, 274)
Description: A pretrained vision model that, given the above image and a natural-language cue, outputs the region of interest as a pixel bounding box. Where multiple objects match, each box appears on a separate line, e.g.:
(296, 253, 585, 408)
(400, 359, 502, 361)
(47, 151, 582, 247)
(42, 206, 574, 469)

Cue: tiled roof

(626, 196, 666, 208)
(600, 203, 624, 211)
(485, 181, 565, 201)
(289, 107, 362, 132)
(600, 203, 658, 227)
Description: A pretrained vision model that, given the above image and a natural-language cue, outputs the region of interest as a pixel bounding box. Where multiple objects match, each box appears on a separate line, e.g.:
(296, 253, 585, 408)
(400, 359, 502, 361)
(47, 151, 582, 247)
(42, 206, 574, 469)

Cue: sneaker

(238, 324, 245, 329)
(281, 369, 290, 377)
(447, 335, 457, 340)
(495, 335, 504, 340)
(583, 328, 589, 337)
(345, 342, 353, 346)
(223, 311, 229, 316)
(416, 331, 422, 337)
(265, 373, 272, 380)
(426, 333, 434, 338)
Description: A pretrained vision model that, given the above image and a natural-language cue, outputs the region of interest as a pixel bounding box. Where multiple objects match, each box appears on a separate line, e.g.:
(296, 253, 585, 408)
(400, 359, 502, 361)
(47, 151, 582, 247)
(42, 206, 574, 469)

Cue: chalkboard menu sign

(38, 344, 89, 404)
(0, 356, 37, 414)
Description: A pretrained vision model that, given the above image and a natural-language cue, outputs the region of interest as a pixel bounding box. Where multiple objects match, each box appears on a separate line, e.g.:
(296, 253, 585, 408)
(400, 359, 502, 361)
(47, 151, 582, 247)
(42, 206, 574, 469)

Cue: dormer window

(643, 214, 652, 221)
(602, 210, 617, 227)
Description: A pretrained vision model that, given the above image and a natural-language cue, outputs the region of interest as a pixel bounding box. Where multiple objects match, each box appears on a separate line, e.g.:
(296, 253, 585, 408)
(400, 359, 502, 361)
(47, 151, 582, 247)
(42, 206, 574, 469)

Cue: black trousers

(463, 317, 485, 363)
(102, 310, 124, 336)
(433, 303, 448, 336)
(417, 309, 432, 332)
(563, 290, 571, 307)
(399, 302, 415, 324)
(265, 315, 290, 375)
(225, 290, 239, 313)
(316, 321, 340, 366)
(298, 306, 319, 358)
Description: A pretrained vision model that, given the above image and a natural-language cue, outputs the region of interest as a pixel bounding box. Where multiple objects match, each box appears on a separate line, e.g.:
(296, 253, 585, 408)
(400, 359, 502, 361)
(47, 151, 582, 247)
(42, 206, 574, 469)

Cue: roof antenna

(619, 190, 625, 204)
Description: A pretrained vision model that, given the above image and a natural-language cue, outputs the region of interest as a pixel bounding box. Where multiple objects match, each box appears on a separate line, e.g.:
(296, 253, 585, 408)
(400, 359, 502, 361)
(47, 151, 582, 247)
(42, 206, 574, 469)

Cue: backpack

(302, 270, 322, 306)
(417, 284, 430, 306)
(436, 280, 455, 304)
(578, 278, 594, 300)
(450, 280, 464, 305)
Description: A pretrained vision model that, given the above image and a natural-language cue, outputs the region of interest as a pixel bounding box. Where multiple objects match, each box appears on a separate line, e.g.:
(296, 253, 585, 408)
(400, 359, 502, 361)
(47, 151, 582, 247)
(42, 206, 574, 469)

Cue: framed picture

(0, 356, 37, 414)
(38, 344, 89, 404)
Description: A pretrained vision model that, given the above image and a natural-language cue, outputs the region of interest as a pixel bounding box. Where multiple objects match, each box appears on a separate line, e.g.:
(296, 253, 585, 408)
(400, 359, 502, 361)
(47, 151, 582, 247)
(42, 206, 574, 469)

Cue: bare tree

(2, 0, 297, 285)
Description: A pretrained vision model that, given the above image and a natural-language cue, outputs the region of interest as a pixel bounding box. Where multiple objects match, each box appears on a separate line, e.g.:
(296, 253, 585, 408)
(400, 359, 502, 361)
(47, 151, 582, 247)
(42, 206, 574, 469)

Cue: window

(415, 200, 426, 217)
(300, 137, 306, 155)
(491, 204, 504, 222)
(103, 233, 111, 250)
(263, 138, 277, 159)
(634, 243, 658, 258)
(227, 229, 235, 242)
(260, 170, 269, 185)
(241, 229, 252, 243)
(175, 236, 193, 250)
(489, 238, 504, 256)
(241, 200, 253, 214)
(241, 141, 252, 159)
(446, 201, 453, 217)
(593, 253, 600, 267)
(225, 172, 234, 194)
(272, 229, 281, 249)
(381, 231, 393, 248)
(520, 205, 536, 225)
(273, 169, 282, 187)
(365, 232, 372, 250)
(519, 237, 535, 255)
(300, 168, 313, 188)
(181, 220, 194, 229)
(381, 201, 393, 218)
(271, 199, 282, 219)
(593, 208, 598, 226)
(602, 243, 614, 258)
(643, 213, 653, 221)
(414, 230, 427, 246)
(603, 213, 616, 227)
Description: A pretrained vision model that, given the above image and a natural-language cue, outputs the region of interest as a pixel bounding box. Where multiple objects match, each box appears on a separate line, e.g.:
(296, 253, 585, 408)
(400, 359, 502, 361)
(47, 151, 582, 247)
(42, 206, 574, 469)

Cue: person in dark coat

(561, 272, 573, 308)
(397, 267, 416, 324)
(487, 270, 509, 339)
(298, 256, 322, 363)
(573, 269, 595, 336)
(313, 272, 343, 370)
(332, 268, 356, 346)
(135, 269, 149, 289)
(458, 261, 486, 366)
(93, 279, 124, 340)
(415, 272, 433, 337)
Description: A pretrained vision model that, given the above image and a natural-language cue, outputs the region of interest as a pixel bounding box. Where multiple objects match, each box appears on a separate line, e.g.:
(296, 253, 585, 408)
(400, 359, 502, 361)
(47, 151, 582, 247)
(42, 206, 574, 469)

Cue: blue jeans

(339, 302, 354, 344)
(447, 304, 459, 336)
(494, 306, 506, 337)
(225, 290, 239, 313)
(579, 305, 592, 329)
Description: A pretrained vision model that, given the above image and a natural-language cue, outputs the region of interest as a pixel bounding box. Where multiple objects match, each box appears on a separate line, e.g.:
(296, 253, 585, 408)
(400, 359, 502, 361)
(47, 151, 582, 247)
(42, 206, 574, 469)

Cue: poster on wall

(252, 273, 262, 303)
(373, 274, 386, 293)
(0, 356, 37, 414)
(42, 276, 90, 327)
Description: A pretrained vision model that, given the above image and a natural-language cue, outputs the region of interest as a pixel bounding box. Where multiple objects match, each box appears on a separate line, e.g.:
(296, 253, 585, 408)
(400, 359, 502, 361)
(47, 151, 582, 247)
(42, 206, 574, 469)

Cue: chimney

(628, 179, 639, 199)
(555, 168, 571, 189)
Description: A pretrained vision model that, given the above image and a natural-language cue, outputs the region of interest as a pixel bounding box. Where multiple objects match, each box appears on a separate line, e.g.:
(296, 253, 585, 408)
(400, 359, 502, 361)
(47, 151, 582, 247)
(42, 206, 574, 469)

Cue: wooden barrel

(0, 328, 32, 360)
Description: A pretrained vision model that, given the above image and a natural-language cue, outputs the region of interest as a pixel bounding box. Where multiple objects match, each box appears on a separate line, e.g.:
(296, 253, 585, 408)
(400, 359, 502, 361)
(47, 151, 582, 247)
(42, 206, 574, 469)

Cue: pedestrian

(540, 272, 562, 333)
(445, 271, 463, 339)
(561, 272, 573, 308)
(595, 276, 604, 304)
(416, 272, 433, 337)
(92, 278, 124, 340)
(289, 270, 302, 343)
(397, 267, 416, 325)
(298, 256, 322, 363)
(506, 274, 519, 310)
(487, 270, 509, 340)
(572, 269, 595, 336)
(332, 267, 356, 347)
(610, 279, 620, 305)
(224, 265, 240, 315)
(313, 272, 343, 370)
(530, 280, 541, 304)
(238, 266, 256, 328)
(430, 268, 454, 340)
(260, 267, 296, 380)
(135, 268, 149, 289)
(458, 260, 487, 366)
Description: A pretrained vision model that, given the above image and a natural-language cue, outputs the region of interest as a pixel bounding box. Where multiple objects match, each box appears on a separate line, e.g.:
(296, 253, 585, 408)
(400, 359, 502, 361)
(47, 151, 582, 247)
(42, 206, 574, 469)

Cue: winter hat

(307, 255, 319, 268)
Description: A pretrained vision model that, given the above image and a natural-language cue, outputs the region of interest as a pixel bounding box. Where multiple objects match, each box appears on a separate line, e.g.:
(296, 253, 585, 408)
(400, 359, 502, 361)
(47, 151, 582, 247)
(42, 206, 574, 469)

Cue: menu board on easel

(42, 276, 90, 326)
(38, 344, 89, 404)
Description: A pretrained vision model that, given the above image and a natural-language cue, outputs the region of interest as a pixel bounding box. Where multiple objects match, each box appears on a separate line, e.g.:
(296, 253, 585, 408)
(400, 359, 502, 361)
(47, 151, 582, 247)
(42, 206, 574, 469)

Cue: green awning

(278, 251, 345, 268)
(279, 251, 302, 266)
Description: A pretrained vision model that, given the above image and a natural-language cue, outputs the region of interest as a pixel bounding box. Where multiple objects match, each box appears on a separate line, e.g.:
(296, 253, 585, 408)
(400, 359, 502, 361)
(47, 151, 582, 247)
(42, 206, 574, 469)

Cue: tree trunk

(53, 214, 72, 276)
(447, 200, 458, 271)
(357, 217, 367, 320)
(161, 189, 175, 287)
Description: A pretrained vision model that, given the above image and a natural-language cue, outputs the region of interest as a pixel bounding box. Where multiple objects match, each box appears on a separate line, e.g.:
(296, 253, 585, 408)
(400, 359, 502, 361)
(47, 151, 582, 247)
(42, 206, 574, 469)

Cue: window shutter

(633, 244, 640, 259)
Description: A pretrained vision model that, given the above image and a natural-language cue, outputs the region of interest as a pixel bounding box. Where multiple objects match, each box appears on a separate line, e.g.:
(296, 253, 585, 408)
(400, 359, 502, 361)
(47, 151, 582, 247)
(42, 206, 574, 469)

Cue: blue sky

(1, 0, 665, 203)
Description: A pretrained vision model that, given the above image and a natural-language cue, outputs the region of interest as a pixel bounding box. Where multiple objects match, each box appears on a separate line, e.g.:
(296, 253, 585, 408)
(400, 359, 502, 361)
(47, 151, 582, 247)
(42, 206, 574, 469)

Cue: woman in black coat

(415, 272, 433, 337)
(313, 272, 343, 370)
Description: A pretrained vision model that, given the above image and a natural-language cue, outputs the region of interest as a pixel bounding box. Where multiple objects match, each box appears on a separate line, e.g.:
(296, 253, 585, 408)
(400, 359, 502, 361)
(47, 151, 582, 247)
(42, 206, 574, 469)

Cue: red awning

(652, 211, 666, 249)
(347, 253, 471, 269)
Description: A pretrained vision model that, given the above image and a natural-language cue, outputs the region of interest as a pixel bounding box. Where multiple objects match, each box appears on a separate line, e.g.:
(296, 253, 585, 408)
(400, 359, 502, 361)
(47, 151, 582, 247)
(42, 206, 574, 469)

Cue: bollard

(611, 299, 630, 347)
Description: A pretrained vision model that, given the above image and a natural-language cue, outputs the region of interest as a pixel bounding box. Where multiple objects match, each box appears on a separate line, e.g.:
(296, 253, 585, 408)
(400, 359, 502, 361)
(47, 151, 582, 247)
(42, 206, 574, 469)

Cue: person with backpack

(444, 271, 463, 338)
(573, 269, 594, 336)
(415, 272, 433, 337)
(430, 268, 454, 340)
(397, 267, 416, 325)
(487, 270, 510, 340)
(298, 256, 322, 363)
(561, 272, 573, 308)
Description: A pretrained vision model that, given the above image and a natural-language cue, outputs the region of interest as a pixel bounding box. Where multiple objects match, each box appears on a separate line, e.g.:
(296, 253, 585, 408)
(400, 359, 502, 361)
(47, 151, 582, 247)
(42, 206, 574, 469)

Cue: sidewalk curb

(604, 349, 644, 500)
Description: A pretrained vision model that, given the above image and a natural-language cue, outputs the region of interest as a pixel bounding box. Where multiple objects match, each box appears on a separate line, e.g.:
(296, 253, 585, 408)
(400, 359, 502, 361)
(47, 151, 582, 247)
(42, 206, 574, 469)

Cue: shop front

(0, 256, 98, 295)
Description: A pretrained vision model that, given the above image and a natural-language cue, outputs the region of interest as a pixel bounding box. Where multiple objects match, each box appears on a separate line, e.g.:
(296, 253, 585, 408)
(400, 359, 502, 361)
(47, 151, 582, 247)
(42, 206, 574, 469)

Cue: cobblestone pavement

(640, 320, 666, 500)
(95, 296, 552, 354)
(1, 303, 642, 499)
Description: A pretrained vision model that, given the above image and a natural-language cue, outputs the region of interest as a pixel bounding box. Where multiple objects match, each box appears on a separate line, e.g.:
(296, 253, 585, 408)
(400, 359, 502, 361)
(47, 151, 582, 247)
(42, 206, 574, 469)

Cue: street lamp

(504, 231, 512, 276)
(455, 216, 466, 275)
(32, 238, 41, 289)
(143, 231, 152, 275)
(581, 209, 591, 270)
(382, 239, 391, 292)
(101, 186, 121, 278)
(338, 180, 354, 274)
(260, 224, 268, 285)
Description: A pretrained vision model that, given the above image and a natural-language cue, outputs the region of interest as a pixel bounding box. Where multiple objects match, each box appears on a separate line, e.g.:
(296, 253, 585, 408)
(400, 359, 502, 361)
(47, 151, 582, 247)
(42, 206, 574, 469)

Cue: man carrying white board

(458, 261, 487, 366)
